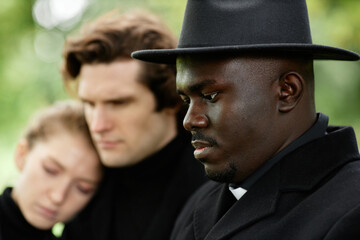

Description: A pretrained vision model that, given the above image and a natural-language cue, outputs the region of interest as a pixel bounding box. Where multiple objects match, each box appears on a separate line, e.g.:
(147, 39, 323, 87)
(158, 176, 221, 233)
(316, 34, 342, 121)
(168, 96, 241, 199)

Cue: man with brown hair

(60, 10, 206, 240)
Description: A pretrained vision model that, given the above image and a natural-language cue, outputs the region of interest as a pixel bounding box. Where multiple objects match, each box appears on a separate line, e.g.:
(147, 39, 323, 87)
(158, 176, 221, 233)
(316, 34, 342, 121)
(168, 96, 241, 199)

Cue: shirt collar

(229, 185, 247, 200)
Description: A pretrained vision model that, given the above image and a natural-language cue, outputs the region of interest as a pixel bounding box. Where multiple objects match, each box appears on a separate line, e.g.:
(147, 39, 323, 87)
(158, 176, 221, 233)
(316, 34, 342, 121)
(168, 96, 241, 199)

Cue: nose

(89, 105, 112, 133)
(49, 180, 71, 205)
(183, 103, 208, 131)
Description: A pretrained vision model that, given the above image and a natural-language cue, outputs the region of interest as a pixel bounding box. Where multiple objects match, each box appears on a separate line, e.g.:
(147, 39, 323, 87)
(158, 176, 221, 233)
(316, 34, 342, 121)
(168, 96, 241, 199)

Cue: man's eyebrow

(177, 79, 217, 95)
(80, 95, 134, 103)
(104, 96, 134, 103)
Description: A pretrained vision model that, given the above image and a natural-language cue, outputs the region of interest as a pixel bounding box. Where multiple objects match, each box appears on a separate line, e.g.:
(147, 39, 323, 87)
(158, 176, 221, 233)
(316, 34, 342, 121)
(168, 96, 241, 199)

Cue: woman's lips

(36, 205, 57, 220)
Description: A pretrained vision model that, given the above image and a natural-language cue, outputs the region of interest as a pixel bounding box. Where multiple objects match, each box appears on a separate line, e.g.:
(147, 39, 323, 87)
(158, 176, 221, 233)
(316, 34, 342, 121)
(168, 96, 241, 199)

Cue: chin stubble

(205, 160, 237, 183)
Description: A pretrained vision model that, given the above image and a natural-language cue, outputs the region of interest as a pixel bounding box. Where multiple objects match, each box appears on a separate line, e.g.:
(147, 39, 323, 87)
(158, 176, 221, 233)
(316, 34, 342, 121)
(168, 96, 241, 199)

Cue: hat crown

(131, 0, 359, 63)
(178, 0, 312, 48)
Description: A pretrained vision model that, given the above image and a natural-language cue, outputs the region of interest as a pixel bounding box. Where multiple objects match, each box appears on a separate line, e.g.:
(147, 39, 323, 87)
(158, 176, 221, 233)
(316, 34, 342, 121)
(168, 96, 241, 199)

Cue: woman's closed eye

(76, 182, 96, 195)
(43, 165, 60, 176)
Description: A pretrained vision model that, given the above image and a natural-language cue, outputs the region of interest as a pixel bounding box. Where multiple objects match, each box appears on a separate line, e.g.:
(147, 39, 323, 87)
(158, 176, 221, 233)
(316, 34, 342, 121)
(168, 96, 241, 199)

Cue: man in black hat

(132, 0, 360, 239)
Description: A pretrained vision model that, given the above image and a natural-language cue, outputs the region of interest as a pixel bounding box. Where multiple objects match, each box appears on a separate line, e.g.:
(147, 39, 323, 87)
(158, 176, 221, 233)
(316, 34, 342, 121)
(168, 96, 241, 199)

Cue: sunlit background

(1, 0, 359, 193)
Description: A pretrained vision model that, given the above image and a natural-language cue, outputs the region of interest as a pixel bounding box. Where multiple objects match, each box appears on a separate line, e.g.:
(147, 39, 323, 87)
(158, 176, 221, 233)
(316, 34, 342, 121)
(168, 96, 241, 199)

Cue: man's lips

(192, 140, 213, 159)
(96, 140, 122, 149)
(191, 140, 213, 149)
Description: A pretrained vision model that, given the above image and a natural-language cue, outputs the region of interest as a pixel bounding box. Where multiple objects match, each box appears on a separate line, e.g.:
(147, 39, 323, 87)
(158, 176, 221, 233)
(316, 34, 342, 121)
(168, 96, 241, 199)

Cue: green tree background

(1, 0, 359, 192)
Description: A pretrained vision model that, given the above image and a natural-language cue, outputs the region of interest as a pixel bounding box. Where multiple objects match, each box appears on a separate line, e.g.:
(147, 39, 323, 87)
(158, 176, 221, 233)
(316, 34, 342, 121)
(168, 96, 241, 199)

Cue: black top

(62, 133, 207, 240)
(0, 187, 57, 240)
(237, 112, 329, 189)
(170, 125, 360, 240)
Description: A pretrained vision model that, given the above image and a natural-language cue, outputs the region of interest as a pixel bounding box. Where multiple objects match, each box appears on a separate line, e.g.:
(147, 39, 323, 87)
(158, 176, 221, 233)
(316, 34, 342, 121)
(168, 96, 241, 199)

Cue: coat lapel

(192, 165, 281, 240)
(192, 183, 225, 240)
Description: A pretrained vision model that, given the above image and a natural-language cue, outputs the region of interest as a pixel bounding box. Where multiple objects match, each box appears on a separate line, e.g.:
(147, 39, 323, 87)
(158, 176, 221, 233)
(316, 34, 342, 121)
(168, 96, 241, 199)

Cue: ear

(14, 139, 29, 172)
(277, 72, 304, 113)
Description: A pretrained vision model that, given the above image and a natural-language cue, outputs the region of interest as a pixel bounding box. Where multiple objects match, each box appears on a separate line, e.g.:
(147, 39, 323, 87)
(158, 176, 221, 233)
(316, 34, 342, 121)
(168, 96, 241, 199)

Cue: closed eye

(107, 96, 136, 106)
(44, 166, 59, 176)
(76, 184, 96, 195)
(109, 99, 130, 105)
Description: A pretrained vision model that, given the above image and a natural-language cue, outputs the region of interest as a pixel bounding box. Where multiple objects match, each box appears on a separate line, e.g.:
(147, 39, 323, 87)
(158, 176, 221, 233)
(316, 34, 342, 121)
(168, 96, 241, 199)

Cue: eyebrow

(47, 156, 65, 170)
(77, 178, 101, 185)
(47, 157, 101, 184)
(177, 79, 217, 95)
(80, 95, 134, 103)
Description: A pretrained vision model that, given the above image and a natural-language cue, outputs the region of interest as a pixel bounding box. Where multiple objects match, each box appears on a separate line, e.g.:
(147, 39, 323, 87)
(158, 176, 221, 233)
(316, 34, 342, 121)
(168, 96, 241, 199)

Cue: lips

(96, 140, 121, 149)
(36, 205, 57, 220)
(192, 140, 213, 159)
(192, 140, 212, 149)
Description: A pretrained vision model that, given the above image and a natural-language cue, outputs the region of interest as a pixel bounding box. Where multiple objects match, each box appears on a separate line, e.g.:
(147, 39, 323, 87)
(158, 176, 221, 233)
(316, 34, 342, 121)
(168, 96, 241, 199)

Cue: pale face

(12, 131, 102, 230)
(78, 60, 177, 167)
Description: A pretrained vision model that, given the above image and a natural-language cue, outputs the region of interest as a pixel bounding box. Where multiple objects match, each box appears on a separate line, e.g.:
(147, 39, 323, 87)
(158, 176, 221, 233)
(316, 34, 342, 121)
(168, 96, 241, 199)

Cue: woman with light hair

(0, 100, 103, 239)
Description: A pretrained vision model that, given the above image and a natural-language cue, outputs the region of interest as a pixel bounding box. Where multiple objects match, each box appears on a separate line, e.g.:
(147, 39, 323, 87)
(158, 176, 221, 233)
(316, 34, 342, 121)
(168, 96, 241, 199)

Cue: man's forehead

(175, 55, 303, 94)
(176, 54, 309, 78)
(177, 78, 218, 95)
(176, 55, 240, 91)
(176, 55, 250, 79)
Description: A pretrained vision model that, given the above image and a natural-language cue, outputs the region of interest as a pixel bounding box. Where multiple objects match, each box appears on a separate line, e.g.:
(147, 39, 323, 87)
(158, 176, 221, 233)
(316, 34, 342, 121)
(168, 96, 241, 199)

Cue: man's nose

(183, 103, 208, 131)
(90, 106, 112, 133)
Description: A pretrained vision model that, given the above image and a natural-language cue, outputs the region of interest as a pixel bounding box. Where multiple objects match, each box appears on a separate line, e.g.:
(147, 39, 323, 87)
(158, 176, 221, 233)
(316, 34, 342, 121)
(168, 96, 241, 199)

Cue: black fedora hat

(132, 0, 360, 64)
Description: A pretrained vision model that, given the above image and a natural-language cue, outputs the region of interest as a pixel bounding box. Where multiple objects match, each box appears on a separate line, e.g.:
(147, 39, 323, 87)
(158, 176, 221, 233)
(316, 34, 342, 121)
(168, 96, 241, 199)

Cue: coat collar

(193, 126, 359, 240)
(280, 126, 359, 191)
(203, 166, 280, 240)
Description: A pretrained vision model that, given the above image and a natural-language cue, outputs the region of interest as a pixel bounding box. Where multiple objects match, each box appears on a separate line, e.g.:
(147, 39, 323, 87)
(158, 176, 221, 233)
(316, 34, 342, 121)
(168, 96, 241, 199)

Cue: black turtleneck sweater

(62, 133, 207, 240)
(0, 187, 57, 240)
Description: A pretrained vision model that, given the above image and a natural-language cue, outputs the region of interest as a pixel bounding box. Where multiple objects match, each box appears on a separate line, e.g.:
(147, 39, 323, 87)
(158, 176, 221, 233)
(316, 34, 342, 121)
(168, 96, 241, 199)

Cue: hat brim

(132, 43, 360, 64)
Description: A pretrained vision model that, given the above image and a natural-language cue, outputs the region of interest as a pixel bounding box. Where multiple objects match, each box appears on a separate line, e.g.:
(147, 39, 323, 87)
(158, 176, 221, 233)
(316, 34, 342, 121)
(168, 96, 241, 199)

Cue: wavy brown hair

(61, 10, 180, 111)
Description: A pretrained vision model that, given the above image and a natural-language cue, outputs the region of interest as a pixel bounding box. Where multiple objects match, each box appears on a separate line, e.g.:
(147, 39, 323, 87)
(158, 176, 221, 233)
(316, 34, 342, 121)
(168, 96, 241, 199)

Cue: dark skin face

(176, 55, 315, 183)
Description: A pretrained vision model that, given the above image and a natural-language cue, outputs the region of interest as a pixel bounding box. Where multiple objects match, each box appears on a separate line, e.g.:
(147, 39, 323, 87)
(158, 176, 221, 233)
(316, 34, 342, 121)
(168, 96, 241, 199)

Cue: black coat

(62, 133, 207, 240)
(171, 126, 360, 240)
(0, 188, 57, 240)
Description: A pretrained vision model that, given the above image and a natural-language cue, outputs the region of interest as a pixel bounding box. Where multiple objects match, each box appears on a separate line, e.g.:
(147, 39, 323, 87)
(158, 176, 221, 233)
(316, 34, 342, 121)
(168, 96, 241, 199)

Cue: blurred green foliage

(0, 0, 359, 193)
